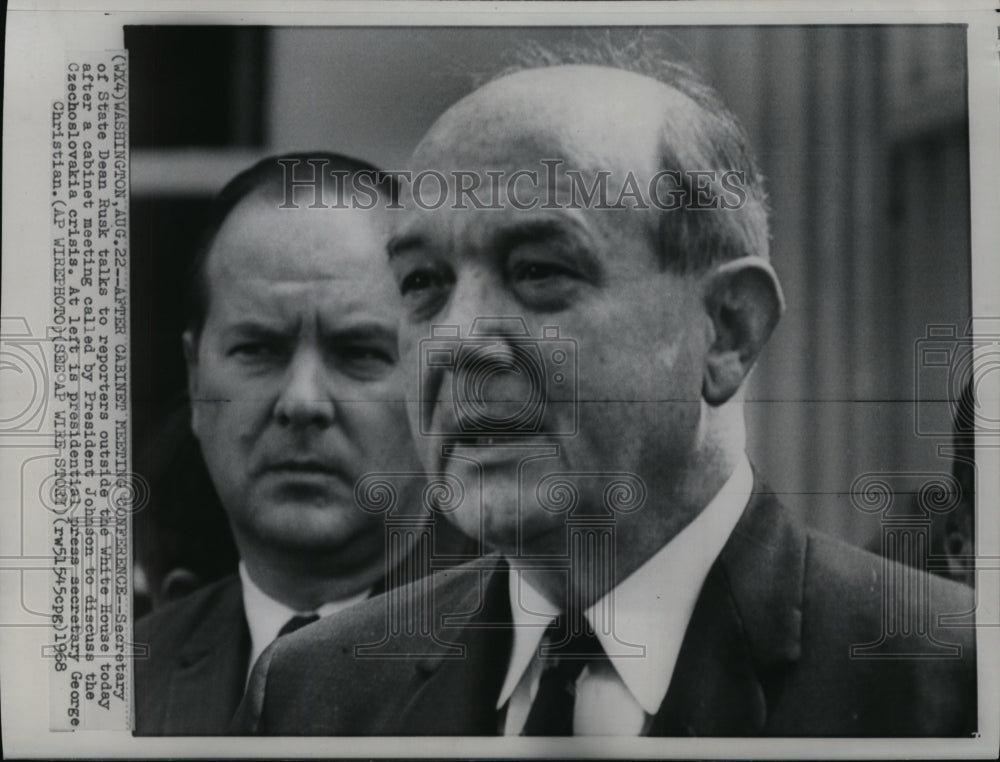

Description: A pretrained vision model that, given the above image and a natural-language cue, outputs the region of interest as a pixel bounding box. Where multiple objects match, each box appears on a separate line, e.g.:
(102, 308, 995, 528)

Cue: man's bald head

(411, 52, 769, 274)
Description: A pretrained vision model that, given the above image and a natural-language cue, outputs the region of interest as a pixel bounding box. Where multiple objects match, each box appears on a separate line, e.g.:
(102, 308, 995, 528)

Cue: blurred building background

(127, 25, 972, 608)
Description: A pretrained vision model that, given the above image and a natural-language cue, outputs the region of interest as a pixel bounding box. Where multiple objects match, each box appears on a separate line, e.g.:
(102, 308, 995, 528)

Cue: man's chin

(438, 502, 567, 558)
(257, 474, 353, 505)
(245, 499, 380, 553)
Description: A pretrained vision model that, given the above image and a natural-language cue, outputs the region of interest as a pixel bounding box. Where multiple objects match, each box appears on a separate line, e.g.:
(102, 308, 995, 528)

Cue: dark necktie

(521, 619, 606, 736)
(277, 612, 319, 638)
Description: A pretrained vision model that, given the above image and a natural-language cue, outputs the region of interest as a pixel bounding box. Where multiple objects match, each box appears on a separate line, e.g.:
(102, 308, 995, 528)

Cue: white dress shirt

(497, 455, 753, 735)
(239, 562, 370, 684)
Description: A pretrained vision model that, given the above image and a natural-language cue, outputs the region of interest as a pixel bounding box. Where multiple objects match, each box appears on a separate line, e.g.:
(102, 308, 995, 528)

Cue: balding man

(234, 54, 976, 737)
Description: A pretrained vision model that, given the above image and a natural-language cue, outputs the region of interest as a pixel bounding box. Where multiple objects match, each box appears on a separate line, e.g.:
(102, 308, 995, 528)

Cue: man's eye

(339, 345, 396, 378)
(229, 342, 271, 357)
(398, 265, 454, 319)
(400, 268, 448, 296)
(511, 261, 575, 282)
(342, 345, 394, 365)
(506, 256, 583, 312)
(229, 342, 279, 358)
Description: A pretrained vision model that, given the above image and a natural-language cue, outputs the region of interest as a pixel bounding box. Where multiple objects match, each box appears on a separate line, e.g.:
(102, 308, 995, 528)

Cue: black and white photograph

(1, 3, 998, 759)
(129, 22, 980, 739)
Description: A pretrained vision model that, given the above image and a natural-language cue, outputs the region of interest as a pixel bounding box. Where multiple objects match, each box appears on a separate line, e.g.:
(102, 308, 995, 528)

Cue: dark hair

(487, 32, 770, 272)
(183, 151, 395, 341)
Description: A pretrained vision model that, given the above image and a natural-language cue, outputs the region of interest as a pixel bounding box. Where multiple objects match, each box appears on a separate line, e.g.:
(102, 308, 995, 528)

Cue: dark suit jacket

(134, 574, 250, 735)
(134, 518, 479, 735)
(234, 486, 978, 736)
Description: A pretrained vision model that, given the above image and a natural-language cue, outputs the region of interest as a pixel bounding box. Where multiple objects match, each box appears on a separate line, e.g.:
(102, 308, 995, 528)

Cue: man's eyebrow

(386, 232, 427, 261)
(491, 217, 603, 278)
(491, 218, 584, 251)
(325, 322, 397, 343)
(222, 321, 289, 337)
(387, 215, 601, 268)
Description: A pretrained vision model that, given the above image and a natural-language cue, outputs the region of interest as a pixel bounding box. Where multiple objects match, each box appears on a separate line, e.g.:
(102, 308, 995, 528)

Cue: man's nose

(438, 271, 515, 333)
(417, 272, 523, 429)
(433, 276, 540, 429)
(273, 349, 335, 428)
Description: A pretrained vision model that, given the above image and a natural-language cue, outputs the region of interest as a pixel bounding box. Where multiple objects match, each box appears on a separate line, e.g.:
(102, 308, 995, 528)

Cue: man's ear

(701, 257, 784, 406)
(182, 330, 202, 438)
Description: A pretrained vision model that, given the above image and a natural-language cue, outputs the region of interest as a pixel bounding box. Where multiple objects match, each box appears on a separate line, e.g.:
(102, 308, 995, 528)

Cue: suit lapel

(164, 578, 250, 734)
(651, 483, 806, 736)
(356, 482, 806, 737)
(393, 561, 512, 735)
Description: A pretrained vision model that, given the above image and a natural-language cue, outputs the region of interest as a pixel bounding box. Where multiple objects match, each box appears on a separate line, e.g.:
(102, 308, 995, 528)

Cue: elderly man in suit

(234, 52, 977, 737)
(133, 153, 465, 734)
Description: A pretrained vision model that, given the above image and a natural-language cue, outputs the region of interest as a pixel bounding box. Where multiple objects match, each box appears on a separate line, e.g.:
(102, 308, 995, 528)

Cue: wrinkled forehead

(412, 65, 699, 175)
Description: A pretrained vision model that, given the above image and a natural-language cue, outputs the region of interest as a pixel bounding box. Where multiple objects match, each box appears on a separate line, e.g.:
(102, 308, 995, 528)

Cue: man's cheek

(189, 402, 204, 443)
(401, 345, 422, 388)
(188, 397, 224, 445)
(414, 438, 437, 474)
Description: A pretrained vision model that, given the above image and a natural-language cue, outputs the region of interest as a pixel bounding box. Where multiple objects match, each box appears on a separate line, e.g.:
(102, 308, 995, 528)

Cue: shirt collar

(496, 454, 753, 715)
(496, 569, 561, 709)
(239, 562, 370, 680)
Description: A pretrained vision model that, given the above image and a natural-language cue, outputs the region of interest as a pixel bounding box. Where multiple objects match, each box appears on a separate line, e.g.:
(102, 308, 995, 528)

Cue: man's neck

(515, 451, 743, 613)
(238, 547, 386, 611)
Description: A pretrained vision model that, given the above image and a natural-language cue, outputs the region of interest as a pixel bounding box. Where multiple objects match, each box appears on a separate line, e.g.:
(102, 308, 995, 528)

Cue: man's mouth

(447, 433, 548, 446)
(440, 434, 560, 469)
(259, 459, 346, 477)
(461, 435, 508, 446)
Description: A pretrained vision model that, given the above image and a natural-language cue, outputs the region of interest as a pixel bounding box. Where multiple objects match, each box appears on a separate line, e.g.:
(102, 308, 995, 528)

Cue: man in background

(134, 153, 463, 734)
